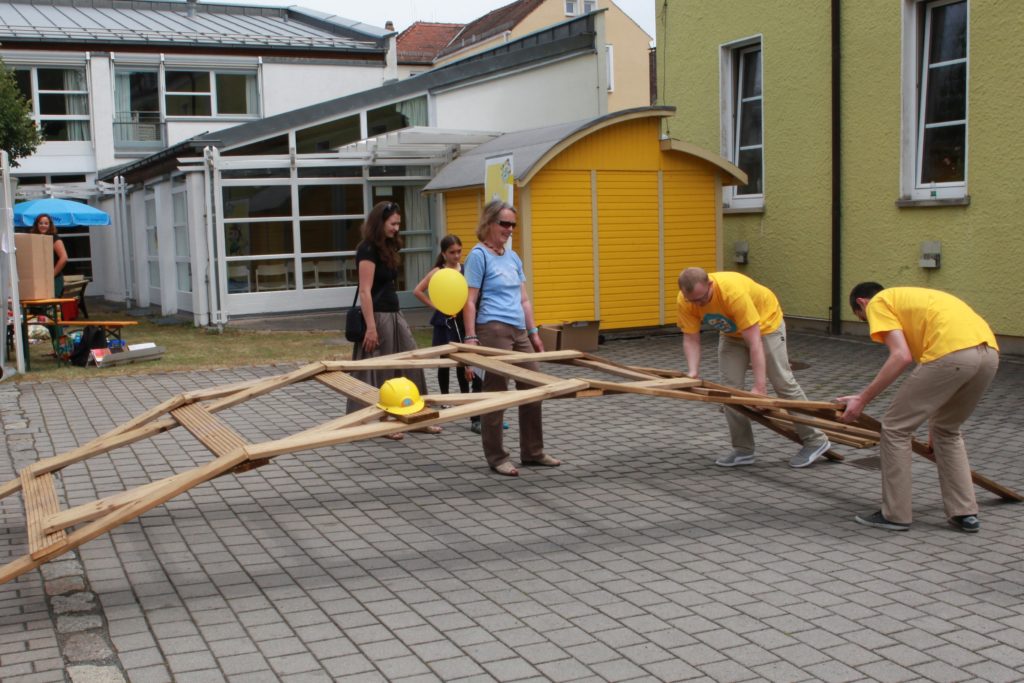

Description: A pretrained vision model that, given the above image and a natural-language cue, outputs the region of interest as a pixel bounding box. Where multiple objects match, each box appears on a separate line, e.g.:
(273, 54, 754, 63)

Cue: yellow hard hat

(377, 377, 425, 415)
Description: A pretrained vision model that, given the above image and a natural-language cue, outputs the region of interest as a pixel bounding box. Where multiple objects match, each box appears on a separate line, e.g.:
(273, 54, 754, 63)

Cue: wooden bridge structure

(2, 343, 1019, 585)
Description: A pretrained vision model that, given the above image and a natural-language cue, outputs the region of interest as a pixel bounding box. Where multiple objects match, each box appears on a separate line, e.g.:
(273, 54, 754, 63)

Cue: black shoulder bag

(345, 280, 384, 343)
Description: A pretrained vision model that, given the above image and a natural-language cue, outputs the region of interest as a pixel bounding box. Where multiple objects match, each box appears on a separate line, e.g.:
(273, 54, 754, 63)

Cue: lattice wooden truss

(2, 344, 1020, 584)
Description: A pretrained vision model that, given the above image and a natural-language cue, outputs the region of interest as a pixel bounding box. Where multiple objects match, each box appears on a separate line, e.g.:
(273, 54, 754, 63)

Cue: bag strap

(350, 261, 385, 309)
(469, 245, 489, 311)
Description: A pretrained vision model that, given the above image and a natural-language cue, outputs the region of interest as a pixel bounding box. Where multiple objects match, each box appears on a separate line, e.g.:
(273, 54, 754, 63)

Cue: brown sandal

(490, 461, 519, 477)
(521, 454, 561, 467)
(418, 425, 443, 434)
(383, 432, 404, 441)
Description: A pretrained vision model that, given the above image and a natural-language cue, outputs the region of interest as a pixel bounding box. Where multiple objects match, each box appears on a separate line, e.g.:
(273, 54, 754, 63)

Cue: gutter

(830, 0, 842, 335)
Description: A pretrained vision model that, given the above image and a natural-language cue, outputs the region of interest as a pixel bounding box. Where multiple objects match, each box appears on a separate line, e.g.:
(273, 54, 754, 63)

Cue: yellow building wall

(441, 187, 522, 260)
(527, 117, 720, 328)
(659, 1, 1024, 340)
(841, 1, 1023, 337)
(657, 1, 834, 321)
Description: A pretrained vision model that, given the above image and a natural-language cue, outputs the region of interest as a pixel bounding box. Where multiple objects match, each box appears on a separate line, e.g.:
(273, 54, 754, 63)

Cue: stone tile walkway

(1, 330, 1022, 682)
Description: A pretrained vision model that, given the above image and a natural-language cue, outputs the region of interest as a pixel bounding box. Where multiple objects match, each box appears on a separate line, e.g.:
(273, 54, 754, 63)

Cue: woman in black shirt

(346, 202, 440, 437)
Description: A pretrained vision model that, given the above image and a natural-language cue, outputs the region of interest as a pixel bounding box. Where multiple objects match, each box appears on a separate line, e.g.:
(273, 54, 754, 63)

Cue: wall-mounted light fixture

(734, 241, 749, 265)
(919, 240, 941, 269)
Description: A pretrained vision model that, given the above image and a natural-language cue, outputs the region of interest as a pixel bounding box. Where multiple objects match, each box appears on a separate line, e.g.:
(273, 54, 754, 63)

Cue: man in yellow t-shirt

(677, 268, 831, 468)
(839, 283, 999, 533)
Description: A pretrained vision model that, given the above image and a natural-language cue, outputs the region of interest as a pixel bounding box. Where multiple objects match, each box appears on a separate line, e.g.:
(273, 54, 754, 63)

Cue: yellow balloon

(428, 268, 469, 316)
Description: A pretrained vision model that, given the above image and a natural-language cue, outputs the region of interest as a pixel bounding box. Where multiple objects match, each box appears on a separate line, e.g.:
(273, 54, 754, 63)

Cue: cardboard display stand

(14, 234, 54, 300)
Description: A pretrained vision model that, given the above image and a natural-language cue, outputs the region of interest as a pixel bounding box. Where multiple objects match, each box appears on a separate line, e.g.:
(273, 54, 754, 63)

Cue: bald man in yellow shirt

(677, 268, 832, 469)
(839, 282, 999, 533)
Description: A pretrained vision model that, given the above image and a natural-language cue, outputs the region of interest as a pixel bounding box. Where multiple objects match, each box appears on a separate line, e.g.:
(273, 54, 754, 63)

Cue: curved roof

(423, 107, 747, 193)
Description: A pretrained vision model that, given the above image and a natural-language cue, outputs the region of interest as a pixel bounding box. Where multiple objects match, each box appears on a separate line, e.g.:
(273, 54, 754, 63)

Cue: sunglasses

(381, 201, 401, 217)
(497, 220, 517, 229)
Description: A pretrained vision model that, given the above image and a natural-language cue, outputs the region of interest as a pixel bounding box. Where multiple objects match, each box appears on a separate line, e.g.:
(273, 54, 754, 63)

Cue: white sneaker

(715, 451, 755, 467)
(789, 440, 831, 468)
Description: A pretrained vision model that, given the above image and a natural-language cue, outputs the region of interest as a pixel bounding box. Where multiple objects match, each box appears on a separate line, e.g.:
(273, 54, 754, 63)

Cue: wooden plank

(204, 363, 327, 413)
(569, 358, 660, 381)
(0, 452, 248, 585)
(27, 418, 178, 480)
(44, 471, 193, 535)
(243, 378, 590, 461)
(315, 371, 379, 406)
(322, 358, 460, 371)
(21, 470, 67, 560)
(171, 404, 249, 458)
(450, 352, 564, 388)
(731, 405, 845, 462)
(760, 409, 880, 441)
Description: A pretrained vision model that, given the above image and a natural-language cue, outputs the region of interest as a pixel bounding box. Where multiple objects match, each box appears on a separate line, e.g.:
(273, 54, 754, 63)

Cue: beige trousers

(879, 344, 998, 524)
(718, 322, 828, 454)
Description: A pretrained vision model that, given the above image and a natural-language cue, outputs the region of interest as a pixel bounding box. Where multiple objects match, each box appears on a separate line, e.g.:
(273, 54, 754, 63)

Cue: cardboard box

(15, 234, 55, 300)
(538, 320, 600, 352)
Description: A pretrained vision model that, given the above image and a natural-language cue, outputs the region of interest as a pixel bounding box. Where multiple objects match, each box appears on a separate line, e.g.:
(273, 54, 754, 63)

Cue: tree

(0, 59, 41, 166)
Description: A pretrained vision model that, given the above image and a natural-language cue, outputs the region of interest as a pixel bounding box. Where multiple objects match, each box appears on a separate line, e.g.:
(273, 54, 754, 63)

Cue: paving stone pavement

(2, 330, 1023, 682)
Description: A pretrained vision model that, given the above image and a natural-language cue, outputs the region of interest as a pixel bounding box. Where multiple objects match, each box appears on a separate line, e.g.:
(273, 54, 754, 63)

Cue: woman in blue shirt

(461, 200, 560, 476)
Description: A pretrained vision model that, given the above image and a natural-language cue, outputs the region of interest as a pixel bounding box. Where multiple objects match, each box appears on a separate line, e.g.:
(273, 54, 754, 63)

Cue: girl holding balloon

(413, 234, 483, 433)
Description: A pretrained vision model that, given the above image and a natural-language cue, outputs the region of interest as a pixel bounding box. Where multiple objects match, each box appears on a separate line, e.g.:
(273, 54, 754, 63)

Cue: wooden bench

(62, 320, 139, 343)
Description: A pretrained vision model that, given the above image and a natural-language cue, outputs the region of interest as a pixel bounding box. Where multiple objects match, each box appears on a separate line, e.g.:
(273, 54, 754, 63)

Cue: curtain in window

(63, 69, 89, 141)
(403, 188, 432, 284)
(114, 73, 132, 142)
(395, 97, 428, 128)
(245, 74, 258, 116)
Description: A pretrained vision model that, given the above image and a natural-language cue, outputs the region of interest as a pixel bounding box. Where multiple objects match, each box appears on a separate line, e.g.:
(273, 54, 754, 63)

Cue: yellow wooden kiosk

(424, 106, 747, 330)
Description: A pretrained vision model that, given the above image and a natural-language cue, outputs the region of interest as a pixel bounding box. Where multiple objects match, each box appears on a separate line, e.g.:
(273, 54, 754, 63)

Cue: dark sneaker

(715, 451, 755, 467)
(949, 515, 980, 533)
(789, 439, 831, 468)
(855, 510, 910, 531)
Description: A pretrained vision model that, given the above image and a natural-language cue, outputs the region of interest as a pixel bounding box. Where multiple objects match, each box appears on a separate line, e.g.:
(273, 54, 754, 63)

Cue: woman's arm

(53, 239, 68, 277)
(412, 267, 440, 308)
(521, 284, 543, 352)
(357, 258, 379, 353)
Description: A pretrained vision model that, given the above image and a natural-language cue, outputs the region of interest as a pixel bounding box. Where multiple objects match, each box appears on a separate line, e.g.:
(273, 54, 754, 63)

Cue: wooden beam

(22, 470, 67, 559)
(449, 352, 563, 388)
(171, 404, 249, 459)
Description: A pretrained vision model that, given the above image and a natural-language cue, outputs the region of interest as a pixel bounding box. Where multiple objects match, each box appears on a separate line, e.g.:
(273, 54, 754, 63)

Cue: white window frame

(14, 66, 91, 142)
(163, 69, 259, 119)
(565, 0, 577, 16)
(900, 0, 969, 202)
(583, 0, 597, 13)
(719, 36, 764, 211)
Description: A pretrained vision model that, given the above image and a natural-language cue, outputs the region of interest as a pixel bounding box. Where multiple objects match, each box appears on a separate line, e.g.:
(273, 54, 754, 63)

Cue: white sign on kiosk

(484, 155, 514, 205)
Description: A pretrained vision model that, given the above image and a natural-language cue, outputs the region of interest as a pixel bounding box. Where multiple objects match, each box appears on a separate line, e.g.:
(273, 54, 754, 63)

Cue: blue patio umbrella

(13, 198, 111, 229)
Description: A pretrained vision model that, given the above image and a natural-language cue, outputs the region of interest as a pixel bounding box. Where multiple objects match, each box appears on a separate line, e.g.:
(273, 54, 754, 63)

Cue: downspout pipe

(830, 0, 842, 335)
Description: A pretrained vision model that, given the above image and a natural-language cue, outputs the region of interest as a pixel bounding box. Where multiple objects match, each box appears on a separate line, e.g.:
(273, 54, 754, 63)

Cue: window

(173, 185, 191, 294)
(720, 38, 764, 208)
(13, 67, 90, 141)
(113, 69, 163, 148)
(565, 0, 595, 15)
(165, 70, 258, 117)
(902, 0, 968, 201)
(366, 96, 428, 136)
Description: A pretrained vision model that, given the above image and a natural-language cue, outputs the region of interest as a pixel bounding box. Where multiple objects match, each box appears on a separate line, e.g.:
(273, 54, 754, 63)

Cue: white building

(93, 10, 616, 325)
(1, 0, 394, 279)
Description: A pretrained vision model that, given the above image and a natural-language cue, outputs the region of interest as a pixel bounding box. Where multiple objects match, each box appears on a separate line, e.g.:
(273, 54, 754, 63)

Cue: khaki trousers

(719, 322, 828, 454)
(880, 344, 998, 524)
(476, 321, 545, 468)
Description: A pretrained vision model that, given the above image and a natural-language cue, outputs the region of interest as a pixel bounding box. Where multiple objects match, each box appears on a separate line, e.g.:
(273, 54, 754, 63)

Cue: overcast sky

(216, 0, 655, 38)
